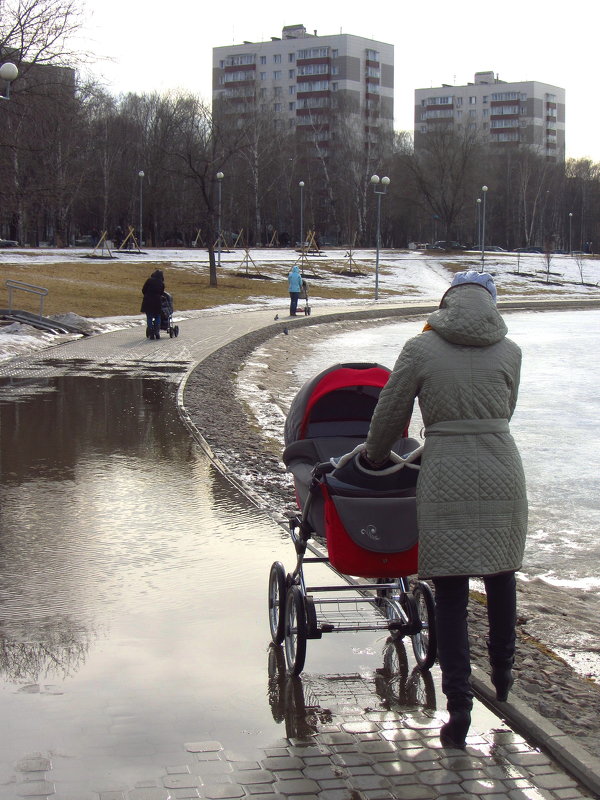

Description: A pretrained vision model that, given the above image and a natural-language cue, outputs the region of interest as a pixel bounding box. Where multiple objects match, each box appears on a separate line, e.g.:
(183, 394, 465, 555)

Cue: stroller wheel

(174, 325, 180, 337)
(410, 582, 437, 670)
(146, 326, 151, 338)
(268, 562, 287, 645)
(304, 306, 311, 316)
(284, 586, 307, 676)
(169, 327, 174, 338)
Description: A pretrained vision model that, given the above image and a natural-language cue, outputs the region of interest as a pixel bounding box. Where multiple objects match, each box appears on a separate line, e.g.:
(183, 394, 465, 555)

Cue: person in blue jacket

(287, 265, 303, 316)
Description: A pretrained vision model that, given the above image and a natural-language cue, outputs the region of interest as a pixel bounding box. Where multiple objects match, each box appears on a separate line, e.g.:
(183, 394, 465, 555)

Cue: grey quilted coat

(365, 283, 527, 578)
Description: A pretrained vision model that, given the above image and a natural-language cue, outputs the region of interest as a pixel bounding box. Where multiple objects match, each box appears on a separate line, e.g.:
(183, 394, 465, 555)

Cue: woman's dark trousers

(432, 572, 516, 711)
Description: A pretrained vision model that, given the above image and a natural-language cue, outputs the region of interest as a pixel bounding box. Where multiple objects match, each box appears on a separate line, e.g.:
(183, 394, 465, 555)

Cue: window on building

(469, 96, 477, 104)
(483, 95, 488, 103)
(260, 72, 267, 80)
(259, 88, 266, 98)
(482, 108, 489, 117)
(288, 52, 295, 62)
(260, 56, 266, 64)
(289, 85, 296, 95)
(332, 82, 338, 91)
(274, 102, 282, 111)
(273, 54, 281, 63)
(469, 109, 476, 117)
(366, 48, 379, 61)
(274, 86, 282, 97)
(456, 96, 463, 107)
(298, 46, 329, 58)
(289, 101, 296, 111)
(420, 125, 427, 133)
(456, 110, 462, 118)
(332, 49, 338, 58)
(331, 65, 339, 75)
(289, 69, 295, 79)
(273, 70, 281, 79)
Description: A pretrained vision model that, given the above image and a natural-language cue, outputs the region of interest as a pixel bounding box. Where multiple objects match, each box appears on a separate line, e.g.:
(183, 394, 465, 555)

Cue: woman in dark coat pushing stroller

(141, 269, 165, 340)
(364, 270, 528, 750)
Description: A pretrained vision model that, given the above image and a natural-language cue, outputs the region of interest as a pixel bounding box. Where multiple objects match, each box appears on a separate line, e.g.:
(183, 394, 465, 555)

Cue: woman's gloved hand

(358, 451, 389, 471)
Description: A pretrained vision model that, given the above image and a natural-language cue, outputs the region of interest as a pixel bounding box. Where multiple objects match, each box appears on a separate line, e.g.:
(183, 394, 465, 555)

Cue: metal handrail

(5, 279, 48, 317)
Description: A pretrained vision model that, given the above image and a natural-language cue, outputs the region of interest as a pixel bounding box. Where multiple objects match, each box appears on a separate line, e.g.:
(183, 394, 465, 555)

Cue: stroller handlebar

(328, 442, 423, 476)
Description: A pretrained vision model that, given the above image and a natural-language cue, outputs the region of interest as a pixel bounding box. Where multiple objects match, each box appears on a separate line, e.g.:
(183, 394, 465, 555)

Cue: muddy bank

(182, 316, 600, 760)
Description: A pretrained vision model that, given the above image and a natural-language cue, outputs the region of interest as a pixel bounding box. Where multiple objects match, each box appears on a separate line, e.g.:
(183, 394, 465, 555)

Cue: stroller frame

(269, 456, 437, 677)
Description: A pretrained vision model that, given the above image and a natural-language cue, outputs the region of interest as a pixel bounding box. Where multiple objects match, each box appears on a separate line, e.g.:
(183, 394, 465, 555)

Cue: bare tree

(0, 0, 82, 67)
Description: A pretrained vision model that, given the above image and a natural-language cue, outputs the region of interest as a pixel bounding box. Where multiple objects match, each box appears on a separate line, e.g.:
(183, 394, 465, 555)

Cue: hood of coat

(426, 284, 508, 346)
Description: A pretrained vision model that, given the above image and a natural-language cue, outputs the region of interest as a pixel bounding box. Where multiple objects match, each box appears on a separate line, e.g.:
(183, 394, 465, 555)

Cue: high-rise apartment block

(212, 24, 394, 149)
(415, 71, 565, 160)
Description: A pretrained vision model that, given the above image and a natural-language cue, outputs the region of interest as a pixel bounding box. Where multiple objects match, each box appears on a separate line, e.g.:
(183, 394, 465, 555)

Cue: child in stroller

(160, 292, 179, 338)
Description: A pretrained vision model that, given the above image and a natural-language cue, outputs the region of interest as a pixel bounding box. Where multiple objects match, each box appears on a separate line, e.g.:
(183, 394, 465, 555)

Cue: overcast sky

(76, 0, 597, 161)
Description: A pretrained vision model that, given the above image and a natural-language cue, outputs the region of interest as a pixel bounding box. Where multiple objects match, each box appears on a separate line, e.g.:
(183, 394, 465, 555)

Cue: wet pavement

(0, 305, 599, 800)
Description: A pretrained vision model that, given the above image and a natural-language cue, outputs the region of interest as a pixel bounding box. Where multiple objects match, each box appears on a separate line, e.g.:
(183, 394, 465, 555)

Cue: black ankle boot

(440, 709, 471, 749)
(491, 666, 514, 702)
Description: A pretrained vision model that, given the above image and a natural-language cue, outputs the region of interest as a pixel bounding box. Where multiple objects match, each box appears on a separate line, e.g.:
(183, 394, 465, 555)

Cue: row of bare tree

(2, 0, 600, 270)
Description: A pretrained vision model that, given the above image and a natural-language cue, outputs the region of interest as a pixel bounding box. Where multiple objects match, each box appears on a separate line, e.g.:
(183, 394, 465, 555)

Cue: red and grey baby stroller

(267, 362, 437, 676)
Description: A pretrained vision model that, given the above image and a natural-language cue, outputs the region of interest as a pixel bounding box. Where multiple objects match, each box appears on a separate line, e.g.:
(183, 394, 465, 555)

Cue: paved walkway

(1, 303, 599, 800)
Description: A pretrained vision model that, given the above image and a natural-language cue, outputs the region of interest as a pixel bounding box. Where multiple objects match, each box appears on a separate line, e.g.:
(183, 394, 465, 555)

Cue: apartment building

(212, 24, 394, 149)
(415, 71, 565, 160)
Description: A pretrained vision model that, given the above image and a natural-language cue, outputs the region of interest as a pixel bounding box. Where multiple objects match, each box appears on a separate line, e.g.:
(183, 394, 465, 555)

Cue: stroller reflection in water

(267, 639, 436, 741)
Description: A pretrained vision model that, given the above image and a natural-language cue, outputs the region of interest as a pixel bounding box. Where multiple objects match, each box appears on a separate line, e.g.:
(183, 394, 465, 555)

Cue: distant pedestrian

(141, 269, 165, 339)
(287, 264, 303, 316)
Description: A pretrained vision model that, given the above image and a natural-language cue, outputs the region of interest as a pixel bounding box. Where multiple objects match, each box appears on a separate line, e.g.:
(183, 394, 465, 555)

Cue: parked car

(431, 240, 466, 250)
(486, 245, 507, 252)
(515, 247, 543, 254)
(0, 238, 19, 248)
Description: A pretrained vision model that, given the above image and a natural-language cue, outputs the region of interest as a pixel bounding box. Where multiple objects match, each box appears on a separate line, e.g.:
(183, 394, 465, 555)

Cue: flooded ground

(0, 362, 459, 796)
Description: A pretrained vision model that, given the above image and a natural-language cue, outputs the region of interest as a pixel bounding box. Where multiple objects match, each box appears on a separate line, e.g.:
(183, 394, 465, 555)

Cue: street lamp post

(0, 62, 18, 99)
(216, 171, 224, 267)
(298, 180, 305, 272)
(476, 198, 482, 250)
(138, 170, 145, 247)
(569, 212, 573, 255)
(371, 174, 390, 300)
(480, 185, 488, 271)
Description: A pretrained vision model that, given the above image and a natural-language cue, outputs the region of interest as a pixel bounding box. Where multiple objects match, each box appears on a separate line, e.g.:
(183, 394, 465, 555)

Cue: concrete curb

(472, 666, 600, 797)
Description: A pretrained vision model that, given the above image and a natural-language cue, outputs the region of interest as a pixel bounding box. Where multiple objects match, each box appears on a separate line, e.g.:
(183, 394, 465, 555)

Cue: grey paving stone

(16, 759, 52, 773)
(262, 758, 305, 772)
(99, 793, 126, 800)
(196, 761, 233, 776)
(232, 770, 275, 785)
(315, 733, 355, 746)
(358, 741, 398, 755)
(127, 790, 171, 800)
(246, 785, 280, 795)
(346, 774, 391, 790)
(461, 778, 509, 794)
(16, 781, 55, 797)
(507, 789, 554, 800)
(398, 748, 442, 763)
(185, 741, 224, 754)
(341, 722, 379, 734)
(273, 771, 304, 780)
(316, 791, 354, 800)
(165, 766, 191, 775)
(302, 766, 344, 781)
(203, 785, 246, 799)
(362, 791, 395, 800)
(273, 777, 320, 795)
(163, 776, 201, 789)
(380, 729, 421, 743)
(382, 785, 436, 799)
(172, 790, 200, 799)
(532, 774, 578, 790)
(419, 769, 464, 786)
(331, 753, 373, 767)
(373, 762, 417, 777)
(505, 753, 552, 768)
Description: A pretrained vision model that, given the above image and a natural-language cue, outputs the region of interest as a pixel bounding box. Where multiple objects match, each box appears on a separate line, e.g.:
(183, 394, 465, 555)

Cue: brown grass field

(0, 256, 368, 318)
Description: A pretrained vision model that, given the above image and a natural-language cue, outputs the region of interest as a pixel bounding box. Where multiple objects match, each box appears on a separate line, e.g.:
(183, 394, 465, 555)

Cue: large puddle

(0, 370, 446, 793)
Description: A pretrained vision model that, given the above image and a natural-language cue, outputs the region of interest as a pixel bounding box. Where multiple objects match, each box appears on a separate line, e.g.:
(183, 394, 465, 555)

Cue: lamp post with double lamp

(371, 175, 390, 300)
(298, 180, 306, 272)
(216, 171, 224, 267)
(138, 170, 145, 247)
(480, 185, 488, 271)
(569, 212, 573, 255)
(0, 62, 18, 99)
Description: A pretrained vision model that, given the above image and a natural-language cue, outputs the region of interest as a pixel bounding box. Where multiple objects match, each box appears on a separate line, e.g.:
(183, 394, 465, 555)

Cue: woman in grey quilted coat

(365, 270, 527, 749)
